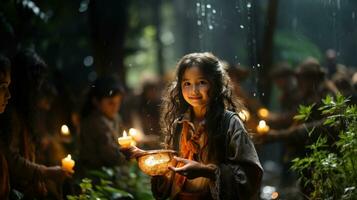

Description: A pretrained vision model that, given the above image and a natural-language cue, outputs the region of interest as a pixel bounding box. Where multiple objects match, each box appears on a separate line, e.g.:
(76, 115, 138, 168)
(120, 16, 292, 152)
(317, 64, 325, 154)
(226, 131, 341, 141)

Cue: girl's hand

(168, 156, 217, 180)
(120, 145, 146, 159)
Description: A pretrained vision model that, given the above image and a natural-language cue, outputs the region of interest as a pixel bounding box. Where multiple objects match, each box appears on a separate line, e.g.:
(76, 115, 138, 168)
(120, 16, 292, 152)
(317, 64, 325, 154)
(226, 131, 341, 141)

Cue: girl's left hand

(168, 156, 217, 180)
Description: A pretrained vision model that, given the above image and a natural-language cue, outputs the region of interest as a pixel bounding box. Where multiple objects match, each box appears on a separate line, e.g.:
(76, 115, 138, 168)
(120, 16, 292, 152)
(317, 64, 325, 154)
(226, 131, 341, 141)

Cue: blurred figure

(79, 75, 126, 172)
(324, 49, 348, 78)
(2, 50, 71, 199)
(225, 62, 262, 132)
(259, 57, 339, 196)
(0, 54, 11, 199)
(35, 81, 66, 166)
(267, 62, 300, 129)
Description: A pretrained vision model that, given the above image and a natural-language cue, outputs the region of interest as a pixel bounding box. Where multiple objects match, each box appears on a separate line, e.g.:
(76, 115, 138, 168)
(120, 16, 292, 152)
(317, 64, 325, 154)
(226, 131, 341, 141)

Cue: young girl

(151, 53, 263, 200)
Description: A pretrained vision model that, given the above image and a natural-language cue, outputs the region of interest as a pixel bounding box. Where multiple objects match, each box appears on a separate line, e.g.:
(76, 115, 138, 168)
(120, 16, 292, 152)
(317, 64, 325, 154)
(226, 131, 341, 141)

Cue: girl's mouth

(189, 96, 202, 100)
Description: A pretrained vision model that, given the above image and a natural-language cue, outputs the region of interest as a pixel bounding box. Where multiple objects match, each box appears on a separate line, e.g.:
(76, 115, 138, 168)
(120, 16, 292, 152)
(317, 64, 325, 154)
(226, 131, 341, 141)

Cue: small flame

(123, 130, 128, 137)
(67, 154, 72, 159)
(61, 125, 70, 135)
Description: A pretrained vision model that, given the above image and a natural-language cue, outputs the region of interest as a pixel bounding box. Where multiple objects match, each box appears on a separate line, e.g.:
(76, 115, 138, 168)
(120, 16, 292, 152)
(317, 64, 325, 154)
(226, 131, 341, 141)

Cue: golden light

(271, 192, 279, 199)
(256, 120, 270, 134)
(61, 154, 75, 173)
(137, 150, 176, 176)
(129, 128, 143, 142)
(118, 131, 133, 148)
(61, 124, 70, 136)
(238, 109, 250, 121)
(258, 108, 269, 119)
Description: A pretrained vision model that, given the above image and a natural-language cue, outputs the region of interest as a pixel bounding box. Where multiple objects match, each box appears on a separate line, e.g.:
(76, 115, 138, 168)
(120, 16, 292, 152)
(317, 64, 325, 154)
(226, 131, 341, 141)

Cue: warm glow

(258, 108, 269, 119)
(118, 130, 133, 148)
(257, 120, 270, 134)
(61, 124, 70, 135)
(271, 192, 279, 199)
(144, 155, 170, 167)
(129, 128, 143, 141)
(62, 154, 75, 173)
(238, 109, 250, 121)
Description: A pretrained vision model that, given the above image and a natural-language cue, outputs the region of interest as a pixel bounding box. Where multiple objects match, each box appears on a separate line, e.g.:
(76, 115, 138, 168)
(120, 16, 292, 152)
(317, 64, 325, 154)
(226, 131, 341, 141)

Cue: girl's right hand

(43, 166, 72, 182)
(120, 145, 146, 159)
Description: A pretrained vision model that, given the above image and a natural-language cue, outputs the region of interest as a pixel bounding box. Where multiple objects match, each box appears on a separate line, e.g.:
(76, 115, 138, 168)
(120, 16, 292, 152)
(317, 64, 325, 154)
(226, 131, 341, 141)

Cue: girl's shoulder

(222, 110, 246, 133)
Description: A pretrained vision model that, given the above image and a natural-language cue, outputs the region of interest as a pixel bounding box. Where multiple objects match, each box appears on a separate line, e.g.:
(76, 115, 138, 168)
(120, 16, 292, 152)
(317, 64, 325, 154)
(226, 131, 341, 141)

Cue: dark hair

(81, 75, 125, 118)
(160, 52, 243, 161)
(0, 54, 11, 78)
(5, 49, 48, 144)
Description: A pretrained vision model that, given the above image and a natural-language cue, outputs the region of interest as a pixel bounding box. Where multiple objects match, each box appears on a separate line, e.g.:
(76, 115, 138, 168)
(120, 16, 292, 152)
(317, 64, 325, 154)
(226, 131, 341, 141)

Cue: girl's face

(0, 71, 11, 113)
(181, 66, 211, 110)
(94, 94, 122, 120)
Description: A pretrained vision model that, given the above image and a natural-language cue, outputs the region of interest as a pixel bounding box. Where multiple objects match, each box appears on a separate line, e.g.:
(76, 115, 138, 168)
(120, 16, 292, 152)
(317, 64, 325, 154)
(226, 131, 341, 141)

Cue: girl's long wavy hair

(160, 52, 244, 162)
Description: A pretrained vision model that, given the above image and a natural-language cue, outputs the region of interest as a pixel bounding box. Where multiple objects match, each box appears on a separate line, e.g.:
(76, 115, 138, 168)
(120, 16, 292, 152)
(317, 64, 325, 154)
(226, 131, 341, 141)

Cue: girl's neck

(192, 106, 206, 120)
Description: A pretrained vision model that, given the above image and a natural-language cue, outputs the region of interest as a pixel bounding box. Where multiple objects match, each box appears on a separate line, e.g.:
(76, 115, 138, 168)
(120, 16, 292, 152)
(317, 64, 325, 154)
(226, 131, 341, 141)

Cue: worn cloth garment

(79, 110, 125, 169)
(0, 143, 10, 200)
(152, 110, 263, 200)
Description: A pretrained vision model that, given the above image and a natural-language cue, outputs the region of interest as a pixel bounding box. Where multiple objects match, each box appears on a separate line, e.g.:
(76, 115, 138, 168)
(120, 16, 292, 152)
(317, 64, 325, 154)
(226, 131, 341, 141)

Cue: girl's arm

(209, 116, 263, 200)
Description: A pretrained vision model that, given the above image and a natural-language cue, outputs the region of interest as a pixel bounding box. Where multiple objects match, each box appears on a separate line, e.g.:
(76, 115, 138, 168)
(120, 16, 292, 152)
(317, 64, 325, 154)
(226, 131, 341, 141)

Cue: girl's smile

(181, 66, 210, 111)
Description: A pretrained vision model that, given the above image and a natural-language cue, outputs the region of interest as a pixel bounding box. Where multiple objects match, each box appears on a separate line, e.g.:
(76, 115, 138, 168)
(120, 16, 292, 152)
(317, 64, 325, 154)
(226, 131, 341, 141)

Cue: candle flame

(67, 154, 72, 159)
(123, 130, 127, 137)
(61, 125, 70, 135)
(258, 108, 269, 118)
(258, 120, 267, 127)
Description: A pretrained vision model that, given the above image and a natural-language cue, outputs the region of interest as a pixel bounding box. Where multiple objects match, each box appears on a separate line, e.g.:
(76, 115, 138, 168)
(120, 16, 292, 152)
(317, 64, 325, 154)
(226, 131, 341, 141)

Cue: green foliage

(291, 94, 357, 199)
(68, 162, 154, 200)
(67, 178, 133, 200)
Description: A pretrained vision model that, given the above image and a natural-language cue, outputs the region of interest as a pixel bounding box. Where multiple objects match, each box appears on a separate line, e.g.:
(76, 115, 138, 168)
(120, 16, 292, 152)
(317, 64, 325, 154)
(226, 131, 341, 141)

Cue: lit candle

(238, 109, 250, 122)
(258, 108, 269, 119)
(62, 154, 75, 173)
(257, 120, 270, 134)
(118, 130, 133, 148)
(61, 124, 70, 136)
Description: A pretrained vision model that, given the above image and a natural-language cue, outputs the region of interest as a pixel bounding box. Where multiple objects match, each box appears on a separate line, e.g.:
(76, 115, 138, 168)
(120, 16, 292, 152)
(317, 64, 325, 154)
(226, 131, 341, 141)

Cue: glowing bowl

(137, 149, 176, 176)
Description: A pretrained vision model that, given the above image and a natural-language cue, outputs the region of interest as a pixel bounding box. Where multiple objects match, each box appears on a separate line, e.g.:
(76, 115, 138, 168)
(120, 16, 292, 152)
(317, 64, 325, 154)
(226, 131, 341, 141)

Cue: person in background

(2, 49, 71, 199)
(0, 54, 11, 199)
(79, 75, 126, 172)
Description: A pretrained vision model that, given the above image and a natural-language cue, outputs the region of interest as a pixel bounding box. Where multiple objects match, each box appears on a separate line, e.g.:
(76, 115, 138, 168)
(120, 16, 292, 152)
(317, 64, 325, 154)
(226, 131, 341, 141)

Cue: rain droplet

(33, 7, 40, 15)
(197, 20, 202, 26)
(206, 4, 211, 9)
(240, 25, 244, 29)
(196, 3, 200, 7)
(212, 9, 216, 14)
(208, 25, 213, 30)
(262, 92, 265, 96)
(201, 12, 206, 17)
(83, 56, 94, 67)
(247, 3, 252, 8)
(252, 65, 255, 69)
(257, 64, 261, 68)
(253, 93, 257, 97)
(352, 12, 355, 19)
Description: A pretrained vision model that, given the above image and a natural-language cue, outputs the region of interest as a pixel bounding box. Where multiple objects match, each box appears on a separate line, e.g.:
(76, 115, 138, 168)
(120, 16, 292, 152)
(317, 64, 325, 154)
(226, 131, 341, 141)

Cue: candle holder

(137, 149, 176, 176)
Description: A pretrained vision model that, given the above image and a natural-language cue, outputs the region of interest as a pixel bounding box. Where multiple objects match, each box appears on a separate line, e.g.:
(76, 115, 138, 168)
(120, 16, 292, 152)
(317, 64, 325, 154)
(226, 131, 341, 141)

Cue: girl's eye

(182, 82, 191, 87)
(199, 80, 208, 85)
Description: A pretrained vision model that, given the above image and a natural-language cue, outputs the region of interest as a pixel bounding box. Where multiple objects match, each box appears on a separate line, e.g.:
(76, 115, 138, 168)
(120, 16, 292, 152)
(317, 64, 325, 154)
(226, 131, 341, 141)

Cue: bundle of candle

(137, 149, 176, 176)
